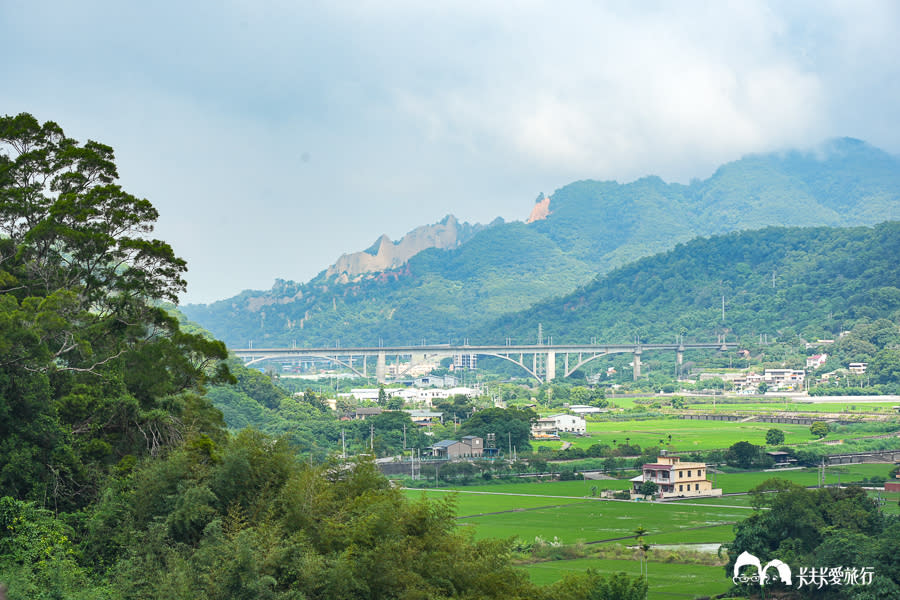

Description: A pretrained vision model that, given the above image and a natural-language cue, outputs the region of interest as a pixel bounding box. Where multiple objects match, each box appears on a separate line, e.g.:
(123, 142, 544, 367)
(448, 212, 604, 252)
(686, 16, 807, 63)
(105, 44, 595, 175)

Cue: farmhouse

(430, 435, 484, 459)
(632, 456, 722, 499)
(531, 417, 560, 440)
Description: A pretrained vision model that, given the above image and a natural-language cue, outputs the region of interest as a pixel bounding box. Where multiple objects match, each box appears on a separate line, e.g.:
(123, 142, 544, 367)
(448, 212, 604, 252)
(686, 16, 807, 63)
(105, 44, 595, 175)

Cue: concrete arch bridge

(231, 341, 736, 384)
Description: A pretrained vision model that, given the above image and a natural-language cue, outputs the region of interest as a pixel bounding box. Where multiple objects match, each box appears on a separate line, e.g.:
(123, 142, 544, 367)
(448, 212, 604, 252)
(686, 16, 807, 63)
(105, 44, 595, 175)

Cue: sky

(2, 1, 900, 304)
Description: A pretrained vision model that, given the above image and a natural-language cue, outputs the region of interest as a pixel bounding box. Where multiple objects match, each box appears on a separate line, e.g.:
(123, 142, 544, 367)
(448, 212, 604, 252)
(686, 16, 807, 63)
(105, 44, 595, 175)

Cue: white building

(337, 386, 477, 407)
(531, 418, 560, 439)
(568, 404, 605, 415)
(806, 354, 828, 369)
(546, 414, 586, 434)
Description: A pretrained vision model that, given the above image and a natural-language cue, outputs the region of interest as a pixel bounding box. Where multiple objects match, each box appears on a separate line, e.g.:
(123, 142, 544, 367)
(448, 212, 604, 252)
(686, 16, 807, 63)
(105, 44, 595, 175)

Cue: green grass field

(713, 463, 893, 493)
(534, 418, 817, 452)
(685, 400, 898, 413)
(522, 558, 732, 600)
(401, 464, 897, 595)
(401, 489, 589, 516)
(455, 499, 746, 545)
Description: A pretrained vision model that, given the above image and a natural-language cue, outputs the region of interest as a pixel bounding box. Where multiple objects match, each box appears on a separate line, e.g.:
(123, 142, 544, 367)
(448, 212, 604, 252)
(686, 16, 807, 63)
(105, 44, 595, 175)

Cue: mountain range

(182, 138, 900, 348)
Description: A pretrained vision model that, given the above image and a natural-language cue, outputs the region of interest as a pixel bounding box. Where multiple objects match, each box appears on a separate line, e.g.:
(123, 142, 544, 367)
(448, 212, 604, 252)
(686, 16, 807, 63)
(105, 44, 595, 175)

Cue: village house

(430, 435, 484, 459)
(531, 418, 560, 440)
(631, 456, 722, 499)
(806, 354, 828, 369)
(548, 413, 587, 434)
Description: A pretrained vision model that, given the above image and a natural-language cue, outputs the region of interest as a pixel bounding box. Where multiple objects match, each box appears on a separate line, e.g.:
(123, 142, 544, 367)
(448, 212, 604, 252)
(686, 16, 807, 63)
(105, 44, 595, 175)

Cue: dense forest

(727, 480, 900, 598)
(0, 114, 649, 598)
(492, 222, 900, 346)
(184, 138, 900, 348)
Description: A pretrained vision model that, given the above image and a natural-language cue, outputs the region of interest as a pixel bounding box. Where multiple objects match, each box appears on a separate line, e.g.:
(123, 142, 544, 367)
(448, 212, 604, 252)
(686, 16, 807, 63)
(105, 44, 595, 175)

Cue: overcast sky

(3, 1, 899, 303)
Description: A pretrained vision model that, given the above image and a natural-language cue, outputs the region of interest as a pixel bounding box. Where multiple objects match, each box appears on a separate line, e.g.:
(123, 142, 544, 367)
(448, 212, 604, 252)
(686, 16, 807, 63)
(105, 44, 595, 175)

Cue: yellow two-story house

(631, 456, 722, 499)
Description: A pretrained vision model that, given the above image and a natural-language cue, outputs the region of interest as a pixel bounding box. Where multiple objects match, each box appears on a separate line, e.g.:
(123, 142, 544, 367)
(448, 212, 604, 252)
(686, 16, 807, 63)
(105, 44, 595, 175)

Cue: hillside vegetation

(184, 138, 900, 348)
(491, 222, 900, 346)
(0, 113, 643, 600)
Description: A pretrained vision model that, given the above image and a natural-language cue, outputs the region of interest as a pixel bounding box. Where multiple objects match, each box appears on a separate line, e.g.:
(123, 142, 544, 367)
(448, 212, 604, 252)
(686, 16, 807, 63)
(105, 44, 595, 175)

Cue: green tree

(458, 407, 537, 453)
(637, 480, 658, 499)
(765, 428, 785, 445)
(725, 441, 763, 469)
(810, 421, 830, 438)
(0, 113, 231, 509)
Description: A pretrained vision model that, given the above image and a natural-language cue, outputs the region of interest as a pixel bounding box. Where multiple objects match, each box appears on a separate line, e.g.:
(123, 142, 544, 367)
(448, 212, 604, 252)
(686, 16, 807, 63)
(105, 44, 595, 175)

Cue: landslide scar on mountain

(526, 195, 551, 223)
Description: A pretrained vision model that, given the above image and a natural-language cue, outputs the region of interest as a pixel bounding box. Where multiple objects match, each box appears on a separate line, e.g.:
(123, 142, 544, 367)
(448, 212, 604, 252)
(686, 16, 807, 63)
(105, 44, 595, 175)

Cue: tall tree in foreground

(0, 113, 230, 510)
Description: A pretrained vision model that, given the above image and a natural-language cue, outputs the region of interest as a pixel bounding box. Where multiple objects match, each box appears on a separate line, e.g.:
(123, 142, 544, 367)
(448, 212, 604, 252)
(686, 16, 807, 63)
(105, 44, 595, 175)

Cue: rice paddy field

(403, 488, 747, 545)
(400, 462, 898, 597)
(683, 399, 899, 414)
(533, 418, 818, 452)
(523, 559, 731, 600)
(531, 411, 898, 453)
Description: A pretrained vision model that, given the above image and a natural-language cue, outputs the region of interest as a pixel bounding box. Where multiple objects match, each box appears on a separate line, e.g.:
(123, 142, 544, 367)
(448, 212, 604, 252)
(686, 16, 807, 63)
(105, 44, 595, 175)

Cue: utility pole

(341, 429, 346, 458)
(370, 423, 374, 451)
(508, 432, 512, 457)
(402, 424, 407, 450)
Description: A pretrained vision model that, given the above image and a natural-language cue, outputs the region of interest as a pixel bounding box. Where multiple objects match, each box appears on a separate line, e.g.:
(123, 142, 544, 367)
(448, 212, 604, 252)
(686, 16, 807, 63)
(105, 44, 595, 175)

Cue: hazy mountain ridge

(324, 215, 487, 283)
(183, 138, 900, 347)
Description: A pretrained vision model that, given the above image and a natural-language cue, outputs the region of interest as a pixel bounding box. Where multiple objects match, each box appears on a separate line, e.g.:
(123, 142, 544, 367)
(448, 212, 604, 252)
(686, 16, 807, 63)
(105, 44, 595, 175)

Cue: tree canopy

(0, 113, 230, 511)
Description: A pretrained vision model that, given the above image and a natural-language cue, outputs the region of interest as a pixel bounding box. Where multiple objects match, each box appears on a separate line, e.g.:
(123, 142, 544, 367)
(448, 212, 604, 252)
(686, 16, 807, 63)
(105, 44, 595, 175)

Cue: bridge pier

(676, 345, 684, 377)
(376, 351, 386, 383)
(633, 349, 642, 381)
(546, 351, 556, 382)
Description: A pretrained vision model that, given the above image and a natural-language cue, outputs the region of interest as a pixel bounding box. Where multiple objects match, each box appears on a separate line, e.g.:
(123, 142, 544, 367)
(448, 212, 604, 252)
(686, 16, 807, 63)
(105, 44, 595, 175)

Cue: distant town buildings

(337, 386, 477, 407)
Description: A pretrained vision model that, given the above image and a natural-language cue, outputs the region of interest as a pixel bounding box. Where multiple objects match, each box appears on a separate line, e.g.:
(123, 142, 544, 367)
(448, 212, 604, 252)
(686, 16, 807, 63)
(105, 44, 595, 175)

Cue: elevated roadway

(231, 340, 737, 384)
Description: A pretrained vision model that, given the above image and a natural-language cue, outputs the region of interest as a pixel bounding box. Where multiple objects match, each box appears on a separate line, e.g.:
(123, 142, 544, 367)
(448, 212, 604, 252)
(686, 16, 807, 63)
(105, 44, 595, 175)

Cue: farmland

(400, 461, 898, 597)
(532, 418, 816, 451)
(530, 413, 898, 454)
(524, 559, 730, 600)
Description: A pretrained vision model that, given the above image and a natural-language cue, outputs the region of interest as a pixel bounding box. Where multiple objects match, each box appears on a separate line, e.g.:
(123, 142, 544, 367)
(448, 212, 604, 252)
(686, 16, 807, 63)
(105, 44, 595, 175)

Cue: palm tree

(634, 525, 649, 578)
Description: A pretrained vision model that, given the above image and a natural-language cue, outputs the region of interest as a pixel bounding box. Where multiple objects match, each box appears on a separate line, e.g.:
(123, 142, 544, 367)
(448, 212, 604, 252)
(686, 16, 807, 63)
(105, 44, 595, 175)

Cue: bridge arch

(243, 353, 367, 378)
(563, 350, 617, 378)
(475, 352, 545, 384)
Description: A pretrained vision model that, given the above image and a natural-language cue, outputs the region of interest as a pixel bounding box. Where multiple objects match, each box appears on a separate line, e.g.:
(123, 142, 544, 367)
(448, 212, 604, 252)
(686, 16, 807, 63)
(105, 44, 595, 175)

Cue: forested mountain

(490, 222, 900, 346)
(184, 138, 900, 348)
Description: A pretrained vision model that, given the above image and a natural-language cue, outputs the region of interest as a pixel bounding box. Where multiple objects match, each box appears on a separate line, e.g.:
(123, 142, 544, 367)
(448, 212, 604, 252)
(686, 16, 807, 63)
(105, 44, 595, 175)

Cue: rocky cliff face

(526, 195, 551, 223)
(324, 215, 478, 282)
